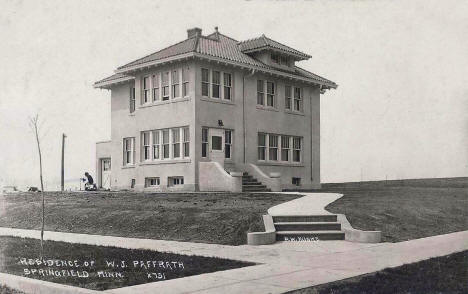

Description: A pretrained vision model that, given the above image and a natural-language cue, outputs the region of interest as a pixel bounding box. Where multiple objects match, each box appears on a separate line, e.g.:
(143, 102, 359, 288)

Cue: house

(94, 27, 337, 192)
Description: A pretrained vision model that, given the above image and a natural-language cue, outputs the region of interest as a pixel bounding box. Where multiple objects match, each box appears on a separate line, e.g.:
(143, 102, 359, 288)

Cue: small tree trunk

(32, 115, 45, 258)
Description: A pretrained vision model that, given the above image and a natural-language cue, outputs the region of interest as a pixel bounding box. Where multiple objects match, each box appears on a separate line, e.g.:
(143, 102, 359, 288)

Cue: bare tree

(29, 114, 45, 258)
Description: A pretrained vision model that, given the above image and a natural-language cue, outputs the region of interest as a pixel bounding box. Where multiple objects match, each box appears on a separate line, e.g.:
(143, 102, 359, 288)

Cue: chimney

(187, 27, 202, 38)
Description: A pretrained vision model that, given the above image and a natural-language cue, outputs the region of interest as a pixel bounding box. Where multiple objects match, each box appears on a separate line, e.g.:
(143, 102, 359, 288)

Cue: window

(258, 133, 266, 160)
(292, 177, 301, 186)
(130, 87, 135, 113)
(293, 136, 301, 162)
(269, 134, 278, 161)
(168, 176, 184, 186)
(212, 71, 220, 98)
(201, 68, 209, 96)
(172, 128, 181, 158)
(285, 85, 292, 110)
(145, 177, 160, 187)
(142, 131, 151, 161)
(225, 130, 232, 159)
(294, 87, 302, 111)
(271, 53, 280, 64)
(162, 129, 170, 159)
(131, 179, 136, 188)
(281, 135, 290, 161)
(152, 74, 160, 101)
(182, 67, 189, 97)
(223, 73, 232, 100)
(183, 127, 190, 157)
(171, 70, 179, 98)
(211, 136, 222, 150)
(162, 72, 169, 101)
(152, 130, 160, 160)
(123, 137, 135, 165)
(266, 81, 275, 107)
(103, 160, 111, 171)
(257, 80, 264, 105)
(142, 76, 150, 103)
(201, 128, 208, 157)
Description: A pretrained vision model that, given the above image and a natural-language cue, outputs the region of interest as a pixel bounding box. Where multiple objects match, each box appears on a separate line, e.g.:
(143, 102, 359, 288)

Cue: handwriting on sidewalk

(19, 257, 185, 280)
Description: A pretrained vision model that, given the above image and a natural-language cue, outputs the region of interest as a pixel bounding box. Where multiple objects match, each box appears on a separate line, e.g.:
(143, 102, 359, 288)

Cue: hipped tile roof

(95, 30, 336, 89)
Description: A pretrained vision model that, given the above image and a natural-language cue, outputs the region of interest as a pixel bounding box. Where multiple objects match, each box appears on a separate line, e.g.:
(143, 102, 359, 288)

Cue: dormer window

(271, 53, 289, 66)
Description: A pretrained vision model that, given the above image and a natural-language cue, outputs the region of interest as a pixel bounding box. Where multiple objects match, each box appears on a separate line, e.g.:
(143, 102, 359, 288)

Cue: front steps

(242, 172, 271, 192)
(273, 215, 345, 241)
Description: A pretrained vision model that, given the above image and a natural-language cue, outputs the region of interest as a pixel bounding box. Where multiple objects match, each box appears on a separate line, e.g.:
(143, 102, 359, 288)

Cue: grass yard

(0, 236, 254, 290)
(0, 285, 25, 294)
(0, 192, 299, 245)
(320, 177, 468, 242)
(288, 250, 468, 294)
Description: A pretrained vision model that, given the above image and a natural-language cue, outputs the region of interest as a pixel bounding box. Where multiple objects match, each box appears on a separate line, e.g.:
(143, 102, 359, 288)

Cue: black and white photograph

(0, 0, 467, 293)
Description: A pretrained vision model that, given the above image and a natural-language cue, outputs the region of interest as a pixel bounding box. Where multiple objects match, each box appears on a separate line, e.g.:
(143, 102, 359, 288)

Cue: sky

(0, 0, 467, 189)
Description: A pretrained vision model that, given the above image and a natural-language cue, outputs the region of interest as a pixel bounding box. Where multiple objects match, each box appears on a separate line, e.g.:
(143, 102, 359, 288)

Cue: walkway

(0, 192, 467, 294)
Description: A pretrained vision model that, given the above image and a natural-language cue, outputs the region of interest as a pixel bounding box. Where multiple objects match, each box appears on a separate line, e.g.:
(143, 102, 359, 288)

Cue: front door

(100, 158, 111, 189)
(209, 128, 225, 167)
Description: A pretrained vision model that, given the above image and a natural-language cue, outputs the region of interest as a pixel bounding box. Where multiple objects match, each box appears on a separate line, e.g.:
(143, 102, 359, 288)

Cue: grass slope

(0, 192, 298, 245)
(0, 285, 25, 294)
(289, 250, 468, 294)
(0, 236, 253, 290)
(321, 177, 468, 242)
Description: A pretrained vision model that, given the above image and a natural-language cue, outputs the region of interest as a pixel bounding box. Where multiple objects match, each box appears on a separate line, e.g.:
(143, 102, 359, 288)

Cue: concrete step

(242, 181, 262, 185)
(272, 215, 338, 223)
(243, 186, 271, 192)
(276, 230, 345, 241)
(274, 222, 341, 231)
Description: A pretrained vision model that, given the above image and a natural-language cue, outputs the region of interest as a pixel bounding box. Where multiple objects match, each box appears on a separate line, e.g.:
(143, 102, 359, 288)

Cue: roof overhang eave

(115, 52, 196, 75)
(193, 53, 336, 88)
(93, 76, 134, 89)
(241, 46, 311, 60)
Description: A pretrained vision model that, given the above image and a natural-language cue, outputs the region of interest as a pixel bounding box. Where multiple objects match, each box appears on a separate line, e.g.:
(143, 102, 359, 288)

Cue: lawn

(0, 192, 299, 245)
(0, 285, 25, 294)
(0, 236, 254, 290)
(288, 250, 468, 294)
(320, 177, 468, 242)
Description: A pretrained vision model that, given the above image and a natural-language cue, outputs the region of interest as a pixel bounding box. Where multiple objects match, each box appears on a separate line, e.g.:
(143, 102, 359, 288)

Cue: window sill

(139, 97, 190, 109)
(122, 165, 136, 169)
(256, 105, 279, 112)
(256, 161, 304, 167)
(200, 97, 234, 105)
(285, 109, 305, 116)
(139, 158, 191, 165)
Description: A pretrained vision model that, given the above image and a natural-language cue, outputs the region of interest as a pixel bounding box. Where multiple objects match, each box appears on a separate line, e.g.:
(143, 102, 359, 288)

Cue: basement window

(292, 177, 301, 186)
(145, 177, 160, 187)
(168, 177, 184, 187)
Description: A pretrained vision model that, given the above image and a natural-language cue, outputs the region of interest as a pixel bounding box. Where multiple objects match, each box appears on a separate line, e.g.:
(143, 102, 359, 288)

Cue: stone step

(242, 181, 262, 185)
(243, 186, 271, 192)
(274, 222, 341, 231)
(276, 230, 345, 241)
(272, 215, 338, 223)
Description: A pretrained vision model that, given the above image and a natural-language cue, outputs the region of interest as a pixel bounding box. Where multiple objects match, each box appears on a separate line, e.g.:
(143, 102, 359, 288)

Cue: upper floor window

(142, 76, 150, 104)
(212, 71, 221, 98)
(152, 74, 160, 102)
(182, 67, 189, 97)
(257, 80, 264, 105)
(162, 72, 169, 101)
(294, 87, 302, 111)
(223, 73, 232, 100)
(201, 69, 209, 96)
(271, 53, 289, 66)
(257, 80, 275, 108)
(171, 70, 180, 98)
(123, 137, 135, 166)
(285, 85, 292, 110)
(201, 68, 233, 100)
(129, 87, 135, 113)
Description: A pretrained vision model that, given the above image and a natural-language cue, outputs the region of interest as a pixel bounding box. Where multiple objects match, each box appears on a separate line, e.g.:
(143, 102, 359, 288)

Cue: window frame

(145, 177, 160, 187)
(258, 133, 266, 161)
(285, 85, 292, 110)
(223, 73, 232, 100)
(294, 87, 302, 112)
(123, 137, 135, 166)
(142, 76, 150, 104)
(172, 128, 181, 158)
(182, 67, 189, 97)
(268, 134, 279, 161)
(152, 74, 160, 102)
(266, 81, 275, 107)
(171, 70, 180, 99)
(224, 129, 232, 159)
(183, 127, 190, 157)
(201, 127, 208, 158)
(281, 135, 290, 162)
(293, 136, 302, 162)
(141, 131, 151, 161)
(130, 86, 136, 113)
(162, 71, 170, 101)
(201, 68, 210, 97)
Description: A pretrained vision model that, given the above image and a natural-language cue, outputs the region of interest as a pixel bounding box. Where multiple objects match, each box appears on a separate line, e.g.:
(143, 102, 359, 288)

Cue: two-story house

(94, 27, 337, 192)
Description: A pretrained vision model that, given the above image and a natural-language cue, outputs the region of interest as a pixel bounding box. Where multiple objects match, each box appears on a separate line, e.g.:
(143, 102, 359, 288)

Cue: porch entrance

(100, 158, 111, 189)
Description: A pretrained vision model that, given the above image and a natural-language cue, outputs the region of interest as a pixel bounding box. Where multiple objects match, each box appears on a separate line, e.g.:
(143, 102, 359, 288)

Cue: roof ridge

(206, 32, 239, 43)
(117, 36, 197, 69)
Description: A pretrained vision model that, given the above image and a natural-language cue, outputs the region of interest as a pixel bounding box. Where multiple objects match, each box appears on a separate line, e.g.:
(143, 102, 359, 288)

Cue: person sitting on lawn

(83, 172, 97, 191)
(84, 172, 94, 185)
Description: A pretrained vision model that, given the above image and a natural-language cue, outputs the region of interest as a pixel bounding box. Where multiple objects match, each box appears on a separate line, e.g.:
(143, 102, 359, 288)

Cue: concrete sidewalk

(1, 227, 467, 293)
(268, 192, 343, 216)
